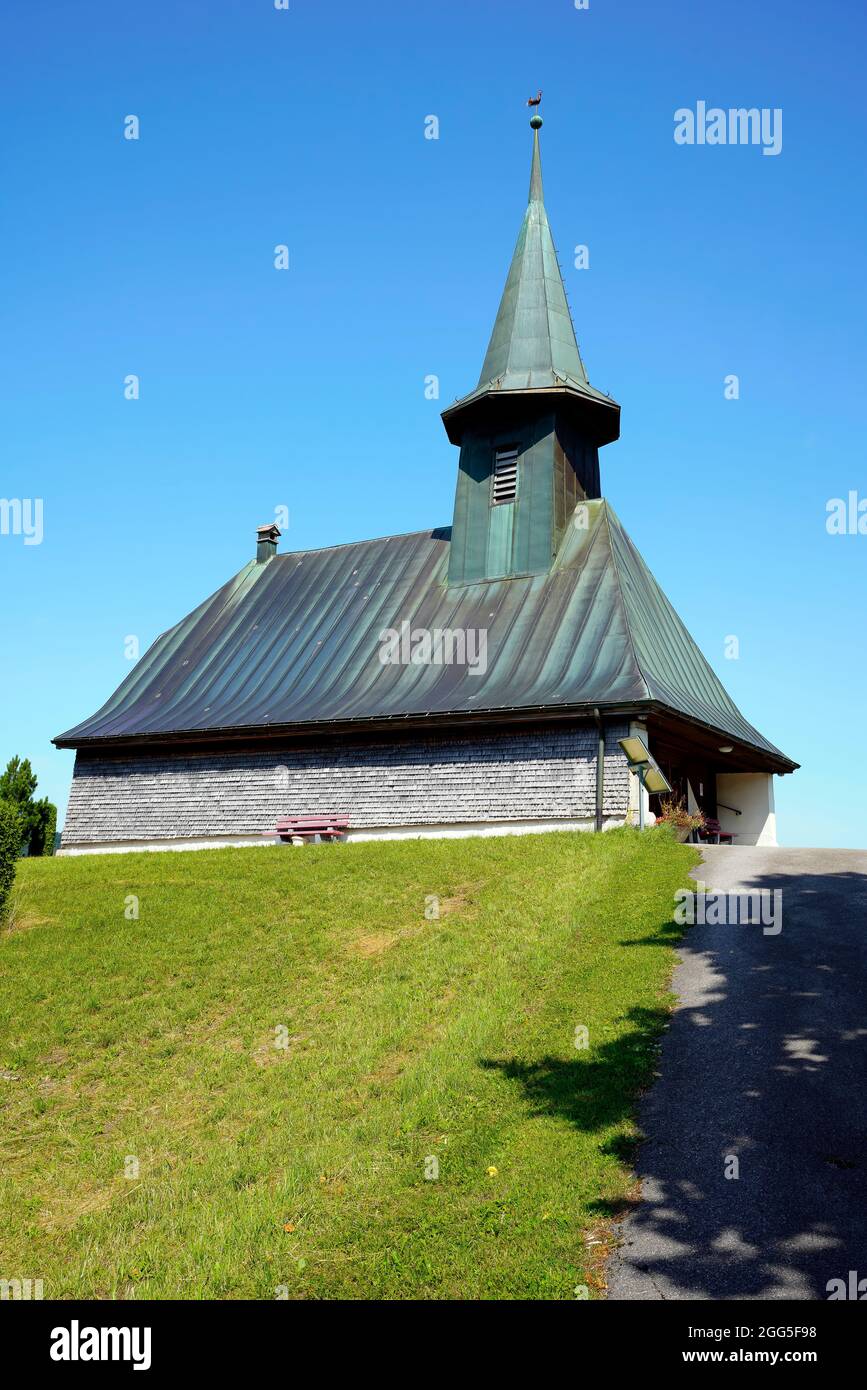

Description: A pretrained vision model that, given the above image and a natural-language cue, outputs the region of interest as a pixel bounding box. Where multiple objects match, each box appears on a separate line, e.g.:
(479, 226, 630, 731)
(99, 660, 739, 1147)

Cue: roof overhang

(55, 698, 798, 774)
(441, 382, 621, 447)
(644, 706, 798, 776)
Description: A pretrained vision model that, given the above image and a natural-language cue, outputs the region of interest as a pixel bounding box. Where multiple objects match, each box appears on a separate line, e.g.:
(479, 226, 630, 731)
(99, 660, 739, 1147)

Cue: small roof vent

(256, 523, 281, 563)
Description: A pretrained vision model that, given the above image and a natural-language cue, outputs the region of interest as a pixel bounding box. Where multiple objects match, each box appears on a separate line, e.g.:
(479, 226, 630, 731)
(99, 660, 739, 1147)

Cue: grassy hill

(1, 827, 697, 1300)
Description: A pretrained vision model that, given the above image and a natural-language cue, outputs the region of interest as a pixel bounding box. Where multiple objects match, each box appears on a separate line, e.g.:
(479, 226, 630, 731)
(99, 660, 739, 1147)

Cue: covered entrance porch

(638, 711, 783, 847)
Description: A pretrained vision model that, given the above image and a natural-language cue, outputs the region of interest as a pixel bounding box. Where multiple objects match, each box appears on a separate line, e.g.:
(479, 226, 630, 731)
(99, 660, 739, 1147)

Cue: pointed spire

(476, 114, 588, 392)
(528, 119, 544, 203)
(441, 112, 620, 447)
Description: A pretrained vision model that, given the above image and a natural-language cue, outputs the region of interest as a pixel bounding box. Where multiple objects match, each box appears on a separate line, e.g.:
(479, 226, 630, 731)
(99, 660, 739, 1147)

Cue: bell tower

(443, 114, 620, 585)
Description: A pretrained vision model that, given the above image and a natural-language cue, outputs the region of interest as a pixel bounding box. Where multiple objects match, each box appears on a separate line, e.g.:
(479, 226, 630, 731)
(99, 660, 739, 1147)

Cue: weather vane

(526, 89, 543, 128)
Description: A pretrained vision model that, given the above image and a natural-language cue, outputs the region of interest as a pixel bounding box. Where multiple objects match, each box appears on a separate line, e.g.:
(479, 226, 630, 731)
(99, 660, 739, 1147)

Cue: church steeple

(442, 114, 619, 449)
(474, 120, 590, 397)
(444, 113, 620, 586)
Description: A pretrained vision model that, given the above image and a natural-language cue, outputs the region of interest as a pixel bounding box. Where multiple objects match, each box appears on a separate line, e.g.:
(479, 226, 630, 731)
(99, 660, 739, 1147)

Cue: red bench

(268, 815, 349, 845)
(698, 817, 734, 846)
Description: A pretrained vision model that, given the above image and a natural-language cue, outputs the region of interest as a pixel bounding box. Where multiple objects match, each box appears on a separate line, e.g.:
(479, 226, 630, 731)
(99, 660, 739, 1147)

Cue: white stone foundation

(58, 815, 628, 856)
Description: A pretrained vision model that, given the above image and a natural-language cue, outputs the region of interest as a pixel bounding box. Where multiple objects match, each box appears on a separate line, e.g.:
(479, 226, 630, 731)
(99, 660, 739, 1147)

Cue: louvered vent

(491, 446, 519, 505)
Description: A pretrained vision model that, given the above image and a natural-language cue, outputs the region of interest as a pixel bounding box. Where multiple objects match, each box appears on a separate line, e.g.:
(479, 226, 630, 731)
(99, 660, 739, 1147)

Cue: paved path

(607, 846, 867, 1300)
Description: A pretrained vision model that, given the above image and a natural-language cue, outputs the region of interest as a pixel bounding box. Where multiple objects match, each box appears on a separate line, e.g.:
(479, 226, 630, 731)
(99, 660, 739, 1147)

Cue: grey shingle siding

(62, 723, 630, 844)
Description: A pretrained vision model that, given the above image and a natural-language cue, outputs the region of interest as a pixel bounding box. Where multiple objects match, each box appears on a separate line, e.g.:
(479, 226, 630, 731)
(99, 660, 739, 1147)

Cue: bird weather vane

(527, 90, 542, 110)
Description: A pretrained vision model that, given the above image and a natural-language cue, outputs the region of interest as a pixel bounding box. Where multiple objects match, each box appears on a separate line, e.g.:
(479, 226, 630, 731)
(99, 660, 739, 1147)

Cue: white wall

(716, 773, 777, 846)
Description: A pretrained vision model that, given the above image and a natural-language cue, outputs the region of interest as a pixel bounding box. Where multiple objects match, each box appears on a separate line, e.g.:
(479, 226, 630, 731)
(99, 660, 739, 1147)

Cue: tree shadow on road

(488, 858, 867, 1300)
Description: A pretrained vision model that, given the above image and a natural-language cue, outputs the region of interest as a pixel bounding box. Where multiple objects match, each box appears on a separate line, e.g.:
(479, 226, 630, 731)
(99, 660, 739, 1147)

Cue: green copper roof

(442, 118, 620, 442)
(53, 502, 796, 772)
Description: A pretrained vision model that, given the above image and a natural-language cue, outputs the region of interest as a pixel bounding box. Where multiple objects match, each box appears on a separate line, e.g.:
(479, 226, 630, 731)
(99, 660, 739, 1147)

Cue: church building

(55, 116, 796, 853)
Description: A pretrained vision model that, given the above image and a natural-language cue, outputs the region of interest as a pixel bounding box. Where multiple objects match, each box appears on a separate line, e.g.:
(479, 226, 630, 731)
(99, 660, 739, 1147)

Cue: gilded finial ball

(530, 114, 543, 129)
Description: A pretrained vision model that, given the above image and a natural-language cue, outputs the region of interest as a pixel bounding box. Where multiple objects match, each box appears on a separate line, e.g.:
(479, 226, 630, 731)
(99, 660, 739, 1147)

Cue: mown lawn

(1, 827, 698, 1300)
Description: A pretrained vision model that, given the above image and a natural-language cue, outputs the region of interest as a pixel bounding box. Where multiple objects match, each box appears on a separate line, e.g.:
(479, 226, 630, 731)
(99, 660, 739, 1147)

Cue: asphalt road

(607, 846, 867, 1300)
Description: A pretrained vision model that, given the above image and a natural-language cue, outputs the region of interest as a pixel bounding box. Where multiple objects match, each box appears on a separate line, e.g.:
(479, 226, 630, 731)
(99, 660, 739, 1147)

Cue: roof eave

(53, 700, 645, 751)
(643, 701, 799, 775)
(53, 696, 797, 773)
(441, 382, 621, 446)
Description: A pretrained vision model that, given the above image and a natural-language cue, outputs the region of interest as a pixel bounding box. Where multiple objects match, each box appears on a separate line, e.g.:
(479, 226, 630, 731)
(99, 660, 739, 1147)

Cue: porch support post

(629, 718, 651, 829)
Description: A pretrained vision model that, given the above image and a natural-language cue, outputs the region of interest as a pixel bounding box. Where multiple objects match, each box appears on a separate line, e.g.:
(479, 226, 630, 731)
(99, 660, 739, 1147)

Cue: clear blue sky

(2, 0, 865, 847)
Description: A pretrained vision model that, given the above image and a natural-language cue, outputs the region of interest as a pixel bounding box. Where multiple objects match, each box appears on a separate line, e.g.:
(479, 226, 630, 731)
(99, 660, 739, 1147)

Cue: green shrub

(0, 757, 57, 856)
(0, 799, 22, 922)
(29, 798, 57, 857)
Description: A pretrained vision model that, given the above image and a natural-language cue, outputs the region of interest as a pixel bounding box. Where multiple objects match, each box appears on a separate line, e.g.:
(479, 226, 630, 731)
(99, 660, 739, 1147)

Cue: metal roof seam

(600, 502, 653, 706)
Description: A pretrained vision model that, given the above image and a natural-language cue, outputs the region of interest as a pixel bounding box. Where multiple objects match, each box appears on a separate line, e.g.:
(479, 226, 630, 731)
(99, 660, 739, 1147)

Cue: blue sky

(2, 0, 865, 846)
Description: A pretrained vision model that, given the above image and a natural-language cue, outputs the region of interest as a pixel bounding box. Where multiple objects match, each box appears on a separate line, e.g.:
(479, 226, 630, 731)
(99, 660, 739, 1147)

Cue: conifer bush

(0, 799, 22, 922)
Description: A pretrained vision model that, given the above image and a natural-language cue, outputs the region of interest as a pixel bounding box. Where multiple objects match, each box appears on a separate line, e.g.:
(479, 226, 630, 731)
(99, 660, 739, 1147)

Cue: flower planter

(658, 822, 696, 842)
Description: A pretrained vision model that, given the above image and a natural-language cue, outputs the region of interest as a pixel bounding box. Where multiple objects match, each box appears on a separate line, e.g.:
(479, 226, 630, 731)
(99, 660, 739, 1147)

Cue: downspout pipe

(593, 707, 604, 833)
